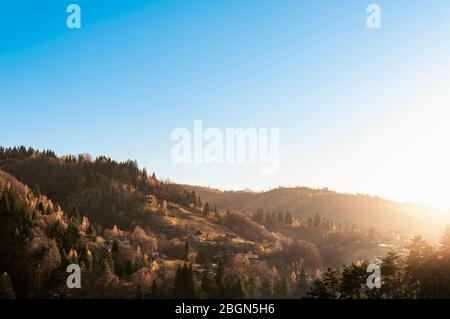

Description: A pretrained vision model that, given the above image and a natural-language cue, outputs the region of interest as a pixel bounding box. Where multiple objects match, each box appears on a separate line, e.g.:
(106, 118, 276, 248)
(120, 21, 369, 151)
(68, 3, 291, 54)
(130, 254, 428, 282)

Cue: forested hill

(2, 146, 450, 299)
(180, 185, 447, 238)
(0, 146, 198, 229)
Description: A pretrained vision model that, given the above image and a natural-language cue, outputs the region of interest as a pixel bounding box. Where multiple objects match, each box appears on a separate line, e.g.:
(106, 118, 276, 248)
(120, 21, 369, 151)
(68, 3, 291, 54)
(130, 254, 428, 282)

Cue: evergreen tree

(274, 276, 288, 298)
(0, 273, 16, 299)
(151, 279, 158, 299)
(101, 257, 112, 275)
(307, 268, 339, 299)
(201, 272, 215, 298)
(439, 226, 450, 258)
(203, 202, 211, 215)
(173, 263, 196, 298)
(295, 268, 309, 298)
(340, 263, 367, 299)
(313, 213, 321, 229)
(136, 284, 144, 299)
(284, 211, 293, 225)
(214, 261, 225, 297)
(184, 241, 190, 261)
(231, 279, 244, 299)
(381, 252, 403, 298)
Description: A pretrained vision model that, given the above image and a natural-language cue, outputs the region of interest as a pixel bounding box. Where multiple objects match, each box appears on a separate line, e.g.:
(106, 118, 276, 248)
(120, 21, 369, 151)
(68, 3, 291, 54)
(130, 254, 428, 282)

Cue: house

(246, 252, 260, 260)
(151, 252, 168, 262)
(192, 230, 202, 237)
(190, 230, 204, 241)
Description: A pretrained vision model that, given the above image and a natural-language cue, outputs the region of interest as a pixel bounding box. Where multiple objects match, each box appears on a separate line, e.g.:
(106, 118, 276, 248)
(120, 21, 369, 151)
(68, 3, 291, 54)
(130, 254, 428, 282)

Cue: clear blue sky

(1, 1, 450, 206)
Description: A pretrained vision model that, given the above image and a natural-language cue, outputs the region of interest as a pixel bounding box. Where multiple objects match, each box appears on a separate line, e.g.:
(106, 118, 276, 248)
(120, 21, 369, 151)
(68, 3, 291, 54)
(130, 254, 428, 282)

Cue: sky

(1, 1, 450, 207)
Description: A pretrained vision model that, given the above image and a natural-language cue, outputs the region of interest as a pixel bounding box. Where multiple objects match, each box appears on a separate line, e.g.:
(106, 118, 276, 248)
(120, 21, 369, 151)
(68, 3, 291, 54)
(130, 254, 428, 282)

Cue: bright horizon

(1, 1, 450, 209)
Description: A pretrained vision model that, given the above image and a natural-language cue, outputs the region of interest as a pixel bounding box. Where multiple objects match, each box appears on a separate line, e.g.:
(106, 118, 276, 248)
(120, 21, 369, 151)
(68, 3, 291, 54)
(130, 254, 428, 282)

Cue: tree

(307, 268, 339, 299)
(173, 263, 196, 298)
(101, 257, 112, 275)
(79, 246, 92, 270)
(439, 226, 450, 258)
(313, 213, 321, 229)
(0, 273, 16, 299)
(71, 207, 81, 223)
(214, 261, 225, 297)
(254, 209, 265, 224)
(142, 168, 148, 181)
(265, 213, 274, 229)
(273, 276, 288, 298)
(277, 211, 284, 224)
(200, 272, 215, 298)
(184, 241, 190, 261)
(231, 279, 244, 299)
(284, 211, 293, 225)
(203, 202, 211, 215)
(295, 268, 309, 298)
(260, 279, 273, 298)
(340, 263, 367, 299)
(136, 285, 144, 299)
(405, 236, 436, 298)
(151, 279, 159, 299)
(307, 278, 330, 299)
(380, 252, 403, 298)
(85, 221, 96, 239)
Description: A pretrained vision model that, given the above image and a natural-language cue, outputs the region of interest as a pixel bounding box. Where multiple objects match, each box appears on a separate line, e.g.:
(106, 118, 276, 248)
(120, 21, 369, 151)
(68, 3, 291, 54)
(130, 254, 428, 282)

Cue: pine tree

(184, 241, 190, 261)
(307, 268, 339, 299)
(295, 268, 309, 298)
(203, 202, 211, 215)
(151, 279, 158, 299)
(284, 211, 293, 225)
(340, 263, 367, 299)
(439, 226, 450, 258)
(381, 252, 402, 298)
(101, 257, 112, 275)
(136, 284, 144, 299)
(0, 273, 16, 299)
(274, 276, 288, 298)
(71, 207, 81, 223)
(214, 261, 225, 298)
(201, 272, 214, 298)
(173, 263, 196, 298)
(231, 279, 244, 298)
(313, 213, 321, 229)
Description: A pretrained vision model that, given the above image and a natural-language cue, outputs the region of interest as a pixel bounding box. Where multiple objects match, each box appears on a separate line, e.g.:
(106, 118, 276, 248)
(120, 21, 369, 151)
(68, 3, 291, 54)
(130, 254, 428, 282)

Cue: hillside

(0, 146, 441, 299)
(181, 185, 445, 238)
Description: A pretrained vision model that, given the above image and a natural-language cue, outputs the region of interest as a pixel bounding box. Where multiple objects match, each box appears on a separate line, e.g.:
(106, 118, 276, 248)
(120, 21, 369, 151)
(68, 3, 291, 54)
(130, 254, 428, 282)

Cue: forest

(1, 146, 450, 299)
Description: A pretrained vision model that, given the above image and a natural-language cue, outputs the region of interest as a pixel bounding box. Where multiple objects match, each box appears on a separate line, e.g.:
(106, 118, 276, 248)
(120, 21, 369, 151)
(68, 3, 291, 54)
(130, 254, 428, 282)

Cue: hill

(0, 145, 443, 299)
(180, 185, 446, 238)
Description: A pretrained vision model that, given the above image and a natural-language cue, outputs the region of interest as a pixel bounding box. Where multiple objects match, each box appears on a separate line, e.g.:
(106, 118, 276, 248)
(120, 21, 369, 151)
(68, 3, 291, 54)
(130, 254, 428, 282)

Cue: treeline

(148, 261, 310, 299)
(307, 228, 450, 299)
(0, 146, 56, 160)
(253, 209, 345, 232)
(253, 209, 293, 228)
